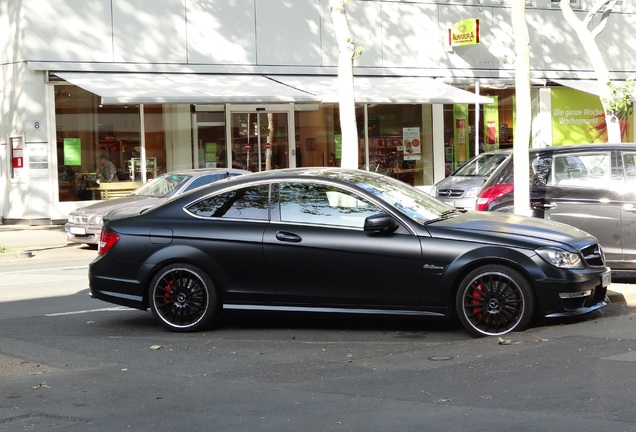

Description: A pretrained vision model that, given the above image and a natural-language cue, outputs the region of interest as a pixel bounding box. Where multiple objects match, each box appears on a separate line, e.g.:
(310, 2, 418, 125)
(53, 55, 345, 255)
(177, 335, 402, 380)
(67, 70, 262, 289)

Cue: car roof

(216, 166, 387, 183)
(158, 168, 251, 176)
(529, 143, 636, 154)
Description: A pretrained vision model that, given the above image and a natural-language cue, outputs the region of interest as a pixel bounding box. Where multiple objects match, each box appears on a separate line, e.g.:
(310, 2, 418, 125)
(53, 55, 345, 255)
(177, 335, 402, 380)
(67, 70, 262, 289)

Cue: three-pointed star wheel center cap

(488, 297, 500, 312)
(176, 292, 188, 304)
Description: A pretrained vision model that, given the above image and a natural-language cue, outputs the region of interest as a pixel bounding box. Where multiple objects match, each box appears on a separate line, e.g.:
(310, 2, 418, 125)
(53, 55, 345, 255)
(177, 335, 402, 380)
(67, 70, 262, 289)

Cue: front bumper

(537, 267, 610, 318)
(65, 222, 101, 245)
(437, 196, 477, 211)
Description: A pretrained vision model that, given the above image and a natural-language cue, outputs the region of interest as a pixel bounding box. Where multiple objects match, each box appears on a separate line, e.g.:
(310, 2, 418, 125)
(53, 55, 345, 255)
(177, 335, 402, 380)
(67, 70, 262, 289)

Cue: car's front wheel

(456, 264, 535, 337)
(149, 263, 219, 332)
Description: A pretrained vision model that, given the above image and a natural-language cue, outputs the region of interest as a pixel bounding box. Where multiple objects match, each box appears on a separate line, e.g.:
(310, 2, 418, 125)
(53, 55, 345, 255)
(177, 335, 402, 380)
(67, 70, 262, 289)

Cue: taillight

(475, 184, 514, 211)
(98, 231, 120, 256)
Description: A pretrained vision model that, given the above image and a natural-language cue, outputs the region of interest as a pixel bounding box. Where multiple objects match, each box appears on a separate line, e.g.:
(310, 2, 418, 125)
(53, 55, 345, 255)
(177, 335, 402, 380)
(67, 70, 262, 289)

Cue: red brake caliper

(471, 283, 483, 320)
(164, 279, 174, 304)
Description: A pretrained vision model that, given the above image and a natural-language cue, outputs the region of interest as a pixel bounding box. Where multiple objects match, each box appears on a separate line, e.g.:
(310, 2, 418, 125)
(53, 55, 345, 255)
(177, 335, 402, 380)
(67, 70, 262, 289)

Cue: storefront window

(294, 103, 433, 187)
(54, 85, 166, 201)
(359, 104, 432, 187)
(295, 104, 337, 168)
(442, 88, 515, 175)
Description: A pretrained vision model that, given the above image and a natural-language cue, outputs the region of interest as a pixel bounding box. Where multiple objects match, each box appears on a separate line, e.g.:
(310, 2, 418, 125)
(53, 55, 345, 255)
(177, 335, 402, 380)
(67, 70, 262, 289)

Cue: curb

(0, 251, 34, 261)
(607, 284, 636, 307)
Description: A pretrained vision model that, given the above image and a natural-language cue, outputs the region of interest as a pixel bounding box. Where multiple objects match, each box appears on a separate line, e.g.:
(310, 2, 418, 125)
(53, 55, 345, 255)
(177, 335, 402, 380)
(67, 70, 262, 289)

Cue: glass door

(226, 104, 294, 172)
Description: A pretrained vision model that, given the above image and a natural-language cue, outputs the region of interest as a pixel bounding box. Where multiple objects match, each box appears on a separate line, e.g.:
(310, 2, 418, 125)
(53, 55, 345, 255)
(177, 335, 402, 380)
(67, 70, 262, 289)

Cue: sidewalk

(0, 223, 635, 306)
(0, 224, 68, 249)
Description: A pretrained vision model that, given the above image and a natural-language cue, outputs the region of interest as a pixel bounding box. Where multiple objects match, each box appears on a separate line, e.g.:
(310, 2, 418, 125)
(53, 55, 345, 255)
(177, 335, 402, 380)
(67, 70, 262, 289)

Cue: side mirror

(364, 213, 399, 233)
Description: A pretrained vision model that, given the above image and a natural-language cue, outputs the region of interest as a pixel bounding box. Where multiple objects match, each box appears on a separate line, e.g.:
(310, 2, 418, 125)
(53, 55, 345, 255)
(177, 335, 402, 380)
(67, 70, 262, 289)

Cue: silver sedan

(65, 168, 250, 248)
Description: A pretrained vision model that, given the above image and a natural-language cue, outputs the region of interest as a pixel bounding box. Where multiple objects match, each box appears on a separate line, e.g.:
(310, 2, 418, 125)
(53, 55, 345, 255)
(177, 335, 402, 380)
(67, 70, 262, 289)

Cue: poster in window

(204, 142, 217, 168)
(63, 138, 82, 166)
(483, 96, 499, 151)
(402, 127, 421, 161)
(453, 104, 469, 168)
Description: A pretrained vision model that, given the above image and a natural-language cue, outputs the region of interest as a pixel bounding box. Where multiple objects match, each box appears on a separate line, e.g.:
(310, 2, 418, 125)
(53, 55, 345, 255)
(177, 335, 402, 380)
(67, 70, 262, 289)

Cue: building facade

(1, 0, 635, 223)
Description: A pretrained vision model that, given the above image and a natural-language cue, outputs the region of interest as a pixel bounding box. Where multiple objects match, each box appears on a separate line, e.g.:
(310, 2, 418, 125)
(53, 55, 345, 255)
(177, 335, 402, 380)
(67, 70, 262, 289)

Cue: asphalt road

(0, 246, 635, 431)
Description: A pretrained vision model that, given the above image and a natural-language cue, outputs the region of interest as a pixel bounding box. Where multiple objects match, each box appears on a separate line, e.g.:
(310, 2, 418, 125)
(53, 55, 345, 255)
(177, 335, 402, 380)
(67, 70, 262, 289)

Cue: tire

(456, 264, 535, 337)
(148, 263, 219, 332)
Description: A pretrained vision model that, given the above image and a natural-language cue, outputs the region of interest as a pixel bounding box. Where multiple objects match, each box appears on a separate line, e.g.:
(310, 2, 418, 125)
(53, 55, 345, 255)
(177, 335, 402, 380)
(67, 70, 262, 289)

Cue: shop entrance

(226, 104, 294, 171)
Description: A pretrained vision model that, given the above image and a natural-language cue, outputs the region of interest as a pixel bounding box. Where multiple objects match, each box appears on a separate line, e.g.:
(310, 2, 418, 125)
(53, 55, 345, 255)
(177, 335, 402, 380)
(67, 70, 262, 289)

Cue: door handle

(531, 203, 556, 210)
(275, 231, 302, 243)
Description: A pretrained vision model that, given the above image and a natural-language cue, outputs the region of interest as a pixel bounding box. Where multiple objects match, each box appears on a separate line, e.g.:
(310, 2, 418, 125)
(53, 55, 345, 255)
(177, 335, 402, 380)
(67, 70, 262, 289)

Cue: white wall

(2, 0, 634, 78)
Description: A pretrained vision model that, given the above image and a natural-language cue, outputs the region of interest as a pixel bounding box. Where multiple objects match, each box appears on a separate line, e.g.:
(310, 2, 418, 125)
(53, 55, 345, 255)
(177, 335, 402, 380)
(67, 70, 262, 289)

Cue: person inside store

(77, 174, 94, 200)
(96, 154, 119, 183)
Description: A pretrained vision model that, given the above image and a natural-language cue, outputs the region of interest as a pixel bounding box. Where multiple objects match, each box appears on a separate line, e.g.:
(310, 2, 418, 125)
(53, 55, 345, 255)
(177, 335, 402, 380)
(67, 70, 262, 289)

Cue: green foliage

(0, 245, 16, 253)
(603, 78, 635, 120)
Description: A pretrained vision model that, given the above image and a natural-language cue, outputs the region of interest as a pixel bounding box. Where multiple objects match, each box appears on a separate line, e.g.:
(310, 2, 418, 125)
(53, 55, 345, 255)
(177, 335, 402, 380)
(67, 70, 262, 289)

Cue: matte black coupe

(89, 168, 610, 337)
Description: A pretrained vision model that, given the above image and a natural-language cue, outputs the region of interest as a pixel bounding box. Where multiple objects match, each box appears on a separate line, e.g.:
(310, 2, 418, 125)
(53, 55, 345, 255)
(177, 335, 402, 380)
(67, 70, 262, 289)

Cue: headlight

(93, 215, 103, 225)
(536, 247, 583, 269)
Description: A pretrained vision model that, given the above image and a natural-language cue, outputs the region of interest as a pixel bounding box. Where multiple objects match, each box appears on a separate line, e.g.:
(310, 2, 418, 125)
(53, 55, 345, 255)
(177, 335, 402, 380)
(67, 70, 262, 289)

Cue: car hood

(426, 211, 597, 251)
(69, 195, 165, 217)
(435, 175, 489, 191)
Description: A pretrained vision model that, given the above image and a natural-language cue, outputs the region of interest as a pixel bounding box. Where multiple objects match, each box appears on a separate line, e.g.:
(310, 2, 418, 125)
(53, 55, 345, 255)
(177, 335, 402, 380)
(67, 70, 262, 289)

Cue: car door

(263, 181, 424, 307)
(617, 150, 636, 269)
(184, 183, 275, 300)
(532, 149, 623, 264)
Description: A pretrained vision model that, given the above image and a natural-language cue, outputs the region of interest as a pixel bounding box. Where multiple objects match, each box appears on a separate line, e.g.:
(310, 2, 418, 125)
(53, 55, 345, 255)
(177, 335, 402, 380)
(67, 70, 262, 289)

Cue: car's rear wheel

(149, 263, 219, 332)
(456, 264, 535, 337)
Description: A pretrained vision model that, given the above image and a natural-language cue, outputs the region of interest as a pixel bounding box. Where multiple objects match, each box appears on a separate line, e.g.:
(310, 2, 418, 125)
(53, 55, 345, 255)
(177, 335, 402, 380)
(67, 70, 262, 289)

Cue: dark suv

(475, 144, 636, 276)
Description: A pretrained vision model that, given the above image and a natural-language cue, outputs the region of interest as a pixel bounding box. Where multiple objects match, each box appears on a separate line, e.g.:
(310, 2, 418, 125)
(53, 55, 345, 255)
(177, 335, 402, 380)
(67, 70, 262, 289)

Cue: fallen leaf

(498, 337, 511, 345)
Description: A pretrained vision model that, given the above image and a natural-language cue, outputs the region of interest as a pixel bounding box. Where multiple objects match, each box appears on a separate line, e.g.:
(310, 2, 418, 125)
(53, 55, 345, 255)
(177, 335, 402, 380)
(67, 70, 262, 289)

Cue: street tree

(559, 0, 631, 142)
(329, 0, 362, 169)
(511, 0, 531, 216)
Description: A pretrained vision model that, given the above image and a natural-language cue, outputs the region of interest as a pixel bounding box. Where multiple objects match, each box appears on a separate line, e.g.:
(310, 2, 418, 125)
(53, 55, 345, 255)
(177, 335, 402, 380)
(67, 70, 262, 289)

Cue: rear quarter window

(186, 184, 270, 220)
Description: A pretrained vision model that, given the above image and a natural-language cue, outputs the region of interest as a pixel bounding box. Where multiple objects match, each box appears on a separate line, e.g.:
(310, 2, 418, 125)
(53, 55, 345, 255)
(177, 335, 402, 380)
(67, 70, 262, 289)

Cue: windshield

(355, 174, 453, 224)
(453, 153, 508, 176)
(132, 174, 191, 197)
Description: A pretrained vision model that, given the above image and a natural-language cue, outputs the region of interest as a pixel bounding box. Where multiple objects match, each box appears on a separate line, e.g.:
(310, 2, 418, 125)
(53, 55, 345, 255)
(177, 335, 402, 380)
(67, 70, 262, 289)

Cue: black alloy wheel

(456, 264, 535, 337)
(149, 263, 219, 332)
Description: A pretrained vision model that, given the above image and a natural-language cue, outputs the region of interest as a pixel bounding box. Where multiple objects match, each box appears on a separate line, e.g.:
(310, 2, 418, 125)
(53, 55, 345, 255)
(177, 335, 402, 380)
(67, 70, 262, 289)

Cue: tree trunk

(512, 0, 531, 216)
(560, 0, 621, 142)
(329, 0, 359, 169)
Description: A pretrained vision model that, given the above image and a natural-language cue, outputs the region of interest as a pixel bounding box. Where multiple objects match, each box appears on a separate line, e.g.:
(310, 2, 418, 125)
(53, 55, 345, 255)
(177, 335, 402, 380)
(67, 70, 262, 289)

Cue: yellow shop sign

(448, 19, 480, 47)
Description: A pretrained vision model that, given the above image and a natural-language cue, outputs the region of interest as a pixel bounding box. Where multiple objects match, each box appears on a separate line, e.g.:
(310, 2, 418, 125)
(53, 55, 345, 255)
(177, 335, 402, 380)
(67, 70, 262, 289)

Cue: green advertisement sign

(63, 138, 81, 165)
(551, 88, 634, 144)
(204, 142, 217, 162)
(452, 104, 469, 168)
(483, 96, 499, 151)
(334, 134, 342, 159)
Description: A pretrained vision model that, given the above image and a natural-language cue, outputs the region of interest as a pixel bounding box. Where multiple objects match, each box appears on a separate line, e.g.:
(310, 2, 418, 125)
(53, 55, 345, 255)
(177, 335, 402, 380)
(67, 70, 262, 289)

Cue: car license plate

(601, 270, 611, 288)
(69, 226, 86, 235)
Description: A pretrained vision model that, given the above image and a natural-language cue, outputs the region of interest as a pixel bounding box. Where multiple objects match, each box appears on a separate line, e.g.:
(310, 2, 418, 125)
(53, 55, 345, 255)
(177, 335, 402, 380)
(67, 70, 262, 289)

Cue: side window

(183, 174, 222, 193)
(549, 152, 611, 186)
(623, 152, 636, 182)
(186, 184, 270, 220)
(531, 154, 552, 185)
(279, 182, 381, 228)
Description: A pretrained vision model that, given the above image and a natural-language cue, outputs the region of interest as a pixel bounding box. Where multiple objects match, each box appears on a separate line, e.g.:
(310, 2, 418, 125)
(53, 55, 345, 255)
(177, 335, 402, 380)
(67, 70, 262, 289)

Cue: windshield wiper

(423, 208, 465, 225)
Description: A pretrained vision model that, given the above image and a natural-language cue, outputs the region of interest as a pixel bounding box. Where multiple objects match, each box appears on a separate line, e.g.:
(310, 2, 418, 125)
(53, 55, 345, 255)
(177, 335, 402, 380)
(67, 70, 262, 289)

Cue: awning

(54, 72, 493, 105)
(54, 72, 321, 104)
(552, 79, 636, 101)
(269, 75, 494, 105)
